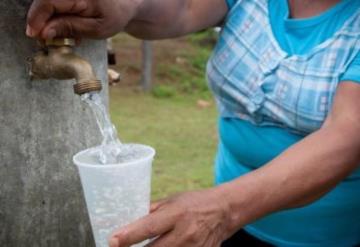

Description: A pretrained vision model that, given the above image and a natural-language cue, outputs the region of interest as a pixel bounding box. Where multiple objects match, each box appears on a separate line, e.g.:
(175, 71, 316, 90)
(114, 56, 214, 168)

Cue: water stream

(79, 92, 152, 247)
(81, 92, 123, 164)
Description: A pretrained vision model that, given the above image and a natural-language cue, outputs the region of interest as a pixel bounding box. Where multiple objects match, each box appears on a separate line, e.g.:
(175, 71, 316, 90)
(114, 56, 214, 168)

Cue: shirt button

(252, 92, 265, 105)
(247, 103, 256, 113)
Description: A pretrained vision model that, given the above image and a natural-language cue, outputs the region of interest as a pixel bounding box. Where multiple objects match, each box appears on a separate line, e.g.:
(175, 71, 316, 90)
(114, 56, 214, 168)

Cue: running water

(77, 92, 154, 247)
(81, 92, 123, 164)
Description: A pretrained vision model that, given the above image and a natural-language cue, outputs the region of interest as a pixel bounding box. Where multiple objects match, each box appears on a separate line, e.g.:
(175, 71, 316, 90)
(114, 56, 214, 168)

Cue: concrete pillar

(0, 1, 108, 246)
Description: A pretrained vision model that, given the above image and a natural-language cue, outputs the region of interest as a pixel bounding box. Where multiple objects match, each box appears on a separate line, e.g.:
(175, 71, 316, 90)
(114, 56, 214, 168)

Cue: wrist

(213, 184, 246, 237)
(215, 178, 264, 236)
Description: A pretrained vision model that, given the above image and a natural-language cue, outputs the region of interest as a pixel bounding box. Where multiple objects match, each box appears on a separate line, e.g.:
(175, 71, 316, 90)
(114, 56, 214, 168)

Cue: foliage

(155, 30, 216, 95)
(151, 85, 176, 98)
(112, 30, 218, 96)
(188, 29, 219, 47)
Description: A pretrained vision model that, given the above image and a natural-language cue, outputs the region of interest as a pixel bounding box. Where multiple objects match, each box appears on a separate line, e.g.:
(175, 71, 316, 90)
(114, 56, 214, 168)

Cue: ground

(109, 33, 218, 200)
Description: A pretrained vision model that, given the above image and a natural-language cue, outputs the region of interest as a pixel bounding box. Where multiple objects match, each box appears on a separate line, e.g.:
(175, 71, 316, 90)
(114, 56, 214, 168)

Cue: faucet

(29, 38, 102, 95)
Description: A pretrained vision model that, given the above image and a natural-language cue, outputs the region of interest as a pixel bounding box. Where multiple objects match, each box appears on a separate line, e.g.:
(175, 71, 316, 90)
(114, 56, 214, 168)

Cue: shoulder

(225, 0, 246, 11)
(342, 7, 360, 34)
(226, 0, 268, 10)
(225, 0, 237, 9)
(340, 49, 360, 84)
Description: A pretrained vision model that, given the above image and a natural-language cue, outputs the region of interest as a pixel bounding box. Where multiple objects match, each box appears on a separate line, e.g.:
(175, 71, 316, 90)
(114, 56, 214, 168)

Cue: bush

(152, 29, 218, 96)
(151, 85, 176, 98)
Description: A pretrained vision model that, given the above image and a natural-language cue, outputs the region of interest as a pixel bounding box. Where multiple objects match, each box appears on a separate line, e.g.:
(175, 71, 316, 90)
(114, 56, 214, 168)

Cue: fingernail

(109, 237, 119, 247)
(26, 25, 34, 37)
(46, 29, 56, 40)
(77, 0, 88, 10)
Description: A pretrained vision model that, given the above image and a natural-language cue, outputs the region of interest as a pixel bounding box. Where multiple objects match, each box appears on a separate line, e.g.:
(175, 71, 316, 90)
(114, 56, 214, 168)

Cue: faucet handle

(45, 38, 76, 47)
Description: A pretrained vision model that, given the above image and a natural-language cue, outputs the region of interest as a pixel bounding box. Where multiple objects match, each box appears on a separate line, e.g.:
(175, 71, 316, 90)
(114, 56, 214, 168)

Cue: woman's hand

(26, 0, 144, 39)
(109, 188, 233, 247)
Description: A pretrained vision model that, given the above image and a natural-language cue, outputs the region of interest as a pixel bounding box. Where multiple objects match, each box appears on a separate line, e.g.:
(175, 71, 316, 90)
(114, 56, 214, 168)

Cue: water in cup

(74, 92, 155, 247)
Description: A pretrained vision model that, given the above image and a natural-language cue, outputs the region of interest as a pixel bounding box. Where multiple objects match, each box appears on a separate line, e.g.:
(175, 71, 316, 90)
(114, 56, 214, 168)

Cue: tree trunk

(0, 1, 107, 246)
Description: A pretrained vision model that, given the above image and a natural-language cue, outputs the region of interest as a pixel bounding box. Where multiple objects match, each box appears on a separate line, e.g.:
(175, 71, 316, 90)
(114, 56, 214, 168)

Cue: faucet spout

(29, 38, 102, 95)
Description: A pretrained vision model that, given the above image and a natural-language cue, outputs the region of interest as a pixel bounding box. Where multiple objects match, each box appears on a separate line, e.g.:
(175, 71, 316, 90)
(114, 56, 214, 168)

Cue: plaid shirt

(207, 0, 360, 135)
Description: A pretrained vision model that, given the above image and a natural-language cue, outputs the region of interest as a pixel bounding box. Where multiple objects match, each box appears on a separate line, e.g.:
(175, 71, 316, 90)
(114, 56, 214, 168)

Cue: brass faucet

(29, 38, 102, 95)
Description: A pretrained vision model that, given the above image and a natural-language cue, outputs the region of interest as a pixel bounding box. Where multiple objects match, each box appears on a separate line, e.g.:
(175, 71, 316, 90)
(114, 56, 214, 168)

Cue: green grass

(109, 87, 218, 200)
(110, 31, 218, 200)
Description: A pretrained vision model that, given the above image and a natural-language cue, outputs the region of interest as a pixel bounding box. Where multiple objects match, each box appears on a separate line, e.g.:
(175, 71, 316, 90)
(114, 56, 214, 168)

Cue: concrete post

(0, 1, 107, 246)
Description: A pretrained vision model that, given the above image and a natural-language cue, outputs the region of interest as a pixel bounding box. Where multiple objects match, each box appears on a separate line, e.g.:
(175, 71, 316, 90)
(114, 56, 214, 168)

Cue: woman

(27, 0, 360, 246)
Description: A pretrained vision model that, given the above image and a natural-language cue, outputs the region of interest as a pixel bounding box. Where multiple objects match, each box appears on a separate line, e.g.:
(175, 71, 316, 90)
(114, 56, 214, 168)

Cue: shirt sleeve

(340, 51, 360, 83)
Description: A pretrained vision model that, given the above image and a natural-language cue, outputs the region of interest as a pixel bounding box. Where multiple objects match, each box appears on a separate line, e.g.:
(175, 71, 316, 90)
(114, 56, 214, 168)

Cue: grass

(110, 32, 218, 200)
(110, 88, 218, 200)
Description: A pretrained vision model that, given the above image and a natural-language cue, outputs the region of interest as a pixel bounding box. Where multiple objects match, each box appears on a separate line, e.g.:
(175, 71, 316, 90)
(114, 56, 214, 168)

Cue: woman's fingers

(109, 237, 120, 247)
(39, 15, 103, 39)
(27, 0, 53, 37)
(109, 189, 231, 247)
(150, 199, 168, 213)
(145, 231, 178, 247)
(110, 209, 177, 247)
(26, 0, 140, 39)
(26, 0, 89, 38)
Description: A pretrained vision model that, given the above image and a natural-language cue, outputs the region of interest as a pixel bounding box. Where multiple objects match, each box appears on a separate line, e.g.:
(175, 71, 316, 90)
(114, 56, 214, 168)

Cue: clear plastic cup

(73, 144, 155, 247)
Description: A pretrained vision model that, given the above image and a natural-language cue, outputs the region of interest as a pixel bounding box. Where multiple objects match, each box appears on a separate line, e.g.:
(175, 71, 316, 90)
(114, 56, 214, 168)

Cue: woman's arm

(126, 0, 228, 39)
(221, 81, 360, 233)
(109, 82, 360, 247)
(26, 0, 228, 40)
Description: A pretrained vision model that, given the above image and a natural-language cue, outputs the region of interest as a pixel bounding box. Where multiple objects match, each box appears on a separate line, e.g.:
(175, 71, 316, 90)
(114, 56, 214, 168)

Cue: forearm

(219, 122, 360, 234)
(126, 0, 228, 39)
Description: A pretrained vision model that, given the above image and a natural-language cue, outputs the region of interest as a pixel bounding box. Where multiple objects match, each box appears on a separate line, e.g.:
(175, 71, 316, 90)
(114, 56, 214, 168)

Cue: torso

(207, 0, 360, 135)
(211, 1, 360, 245)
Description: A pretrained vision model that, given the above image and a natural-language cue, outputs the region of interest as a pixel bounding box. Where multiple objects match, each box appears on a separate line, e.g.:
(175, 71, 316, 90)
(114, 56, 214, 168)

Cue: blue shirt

(216, 0, 360, 246)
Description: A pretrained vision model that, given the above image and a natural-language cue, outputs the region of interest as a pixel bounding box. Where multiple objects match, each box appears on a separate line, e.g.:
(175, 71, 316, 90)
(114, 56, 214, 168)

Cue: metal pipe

(29, 38, 102, 95)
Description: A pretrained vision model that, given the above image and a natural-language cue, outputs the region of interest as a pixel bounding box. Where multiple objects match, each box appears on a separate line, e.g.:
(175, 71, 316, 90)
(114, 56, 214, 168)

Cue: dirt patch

(110, 34, 204, 90)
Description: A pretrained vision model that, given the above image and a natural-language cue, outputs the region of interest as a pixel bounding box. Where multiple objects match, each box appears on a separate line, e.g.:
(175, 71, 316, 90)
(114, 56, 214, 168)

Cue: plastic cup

(73, 144, 155, 247)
